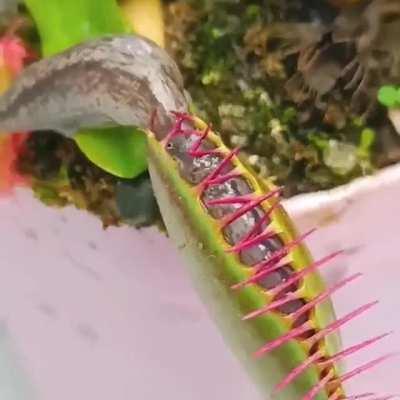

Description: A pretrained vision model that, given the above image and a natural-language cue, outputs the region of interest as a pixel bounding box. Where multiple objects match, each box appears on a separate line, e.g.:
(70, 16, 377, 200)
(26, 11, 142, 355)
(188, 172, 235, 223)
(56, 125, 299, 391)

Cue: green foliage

(24, 0, 129, 56)
(24, 0, 148, 178)
(74, 127, 148, 178)
(378, 85, 400, 108)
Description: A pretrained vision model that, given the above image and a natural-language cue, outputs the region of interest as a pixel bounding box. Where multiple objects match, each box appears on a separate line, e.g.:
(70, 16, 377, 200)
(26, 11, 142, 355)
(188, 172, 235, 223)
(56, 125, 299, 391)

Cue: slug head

(0, 34, 189, 139)
(0, 34, 189, 177)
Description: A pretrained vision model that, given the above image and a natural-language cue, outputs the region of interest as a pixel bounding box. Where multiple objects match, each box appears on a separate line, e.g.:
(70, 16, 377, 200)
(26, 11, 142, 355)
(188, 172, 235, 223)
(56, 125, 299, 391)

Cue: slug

(0, 34, 189, 139)
(0, 35, 395, 399)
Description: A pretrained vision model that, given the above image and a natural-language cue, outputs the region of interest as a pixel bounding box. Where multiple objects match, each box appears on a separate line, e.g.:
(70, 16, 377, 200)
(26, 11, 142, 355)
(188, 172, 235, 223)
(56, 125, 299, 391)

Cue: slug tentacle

(148, 112, 395, 399)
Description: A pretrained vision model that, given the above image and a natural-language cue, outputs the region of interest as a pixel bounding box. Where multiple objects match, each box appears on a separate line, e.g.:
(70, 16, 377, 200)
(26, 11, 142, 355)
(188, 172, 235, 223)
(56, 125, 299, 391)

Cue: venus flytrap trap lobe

(147, 112, 396, 400)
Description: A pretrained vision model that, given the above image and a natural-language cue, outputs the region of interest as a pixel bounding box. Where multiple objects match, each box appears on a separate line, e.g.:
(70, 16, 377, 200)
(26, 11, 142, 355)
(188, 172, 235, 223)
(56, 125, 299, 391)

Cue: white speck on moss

(231, 135, 248, 147)
(218, 104, 246, 118)
(248, 154, 259, 165)
(323, 140, 358, 176)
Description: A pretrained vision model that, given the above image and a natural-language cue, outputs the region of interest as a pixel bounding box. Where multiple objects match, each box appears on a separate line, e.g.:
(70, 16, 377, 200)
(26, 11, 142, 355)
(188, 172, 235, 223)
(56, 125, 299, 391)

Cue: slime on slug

(0, 34, 396, 399)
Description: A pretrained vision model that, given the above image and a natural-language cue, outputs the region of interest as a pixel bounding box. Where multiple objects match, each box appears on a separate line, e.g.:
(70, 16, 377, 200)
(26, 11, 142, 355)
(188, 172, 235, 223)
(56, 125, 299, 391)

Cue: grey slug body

(0, 34, 189, 139)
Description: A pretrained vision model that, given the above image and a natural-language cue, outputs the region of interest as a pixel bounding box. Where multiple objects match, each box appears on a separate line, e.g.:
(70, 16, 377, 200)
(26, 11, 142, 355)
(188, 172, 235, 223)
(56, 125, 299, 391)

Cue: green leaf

(359, 128, 375, 153)
(23, 0, 148, 178)
(75, 127, 148, 178)
(377, 85, 400, 108)
(24, 0, 129, 56)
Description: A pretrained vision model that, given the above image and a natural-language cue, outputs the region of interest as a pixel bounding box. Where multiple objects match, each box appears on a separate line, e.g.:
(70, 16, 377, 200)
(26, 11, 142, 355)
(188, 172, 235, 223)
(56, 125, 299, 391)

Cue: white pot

(284, 163, 400, 396)
(0, 162, 399, 399)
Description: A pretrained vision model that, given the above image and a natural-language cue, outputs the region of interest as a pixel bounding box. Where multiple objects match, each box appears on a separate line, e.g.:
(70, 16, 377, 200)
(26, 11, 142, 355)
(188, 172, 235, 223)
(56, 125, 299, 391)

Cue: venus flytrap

(0, 35, 396, 399)
(147, 112, 395, 399)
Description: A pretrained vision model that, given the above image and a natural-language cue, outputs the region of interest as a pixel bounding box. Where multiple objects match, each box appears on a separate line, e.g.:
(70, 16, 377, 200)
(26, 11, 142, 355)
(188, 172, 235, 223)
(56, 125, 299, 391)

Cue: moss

(164, 0, 399, 197)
